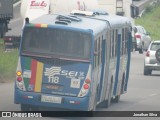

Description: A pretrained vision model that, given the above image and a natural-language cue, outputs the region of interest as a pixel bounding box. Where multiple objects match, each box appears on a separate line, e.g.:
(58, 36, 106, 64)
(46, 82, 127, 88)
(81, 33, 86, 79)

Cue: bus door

(101, 30, 111, 101)
(113, 29, 122, 96)
(125, 28, 132, 92)
(93, 37, 102, 102)
(97, 32, 111, 103)
(97, 35, 105, 102)
(120, 28, 129, 94)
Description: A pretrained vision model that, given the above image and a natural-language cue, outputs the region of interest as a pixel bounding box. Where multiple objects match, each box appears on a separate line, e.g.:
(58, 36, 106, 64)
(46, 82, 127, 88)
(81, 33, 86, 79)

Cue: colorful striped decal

(22, 57, 44, 92)
(23, 57, 31, 90)
(27, 23, 48, 28)
(41, 24, 48, 28)
(29, 59, 38, 91)
(35, 62, 43, 92)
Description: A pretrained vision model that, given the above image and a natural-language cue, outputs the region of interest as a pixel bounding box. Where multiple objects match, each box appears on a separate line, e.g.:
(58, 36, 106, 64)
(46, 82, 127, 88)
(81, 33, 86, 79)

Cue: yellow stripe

(41, 24, 48, 28)
(34, 62, 43, 92)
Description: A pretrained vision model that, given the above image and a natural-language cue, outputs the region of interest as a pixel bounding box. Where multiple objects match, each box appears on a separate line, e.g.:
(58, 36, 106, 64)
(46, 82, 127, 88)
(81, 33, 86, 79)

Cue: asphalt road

(0, 2, 160, 120)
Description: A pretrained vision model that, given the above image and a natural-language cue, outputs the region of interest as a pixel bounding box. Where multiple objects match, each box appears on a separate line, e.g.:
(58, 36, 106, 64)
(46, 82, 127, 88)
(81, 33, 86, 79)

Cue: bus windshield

(21, 27, 92, 60)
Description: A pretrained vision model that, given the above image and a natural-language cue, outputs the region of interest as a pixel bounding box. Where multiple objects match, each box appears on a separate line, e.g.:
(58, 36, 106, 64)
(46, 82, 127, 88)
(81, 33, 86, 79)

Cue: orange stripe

(35, 24, 41, 28)
(34, 62, 43, 92)
(30, 59, 37, 89)
(41, 24, 48, 28)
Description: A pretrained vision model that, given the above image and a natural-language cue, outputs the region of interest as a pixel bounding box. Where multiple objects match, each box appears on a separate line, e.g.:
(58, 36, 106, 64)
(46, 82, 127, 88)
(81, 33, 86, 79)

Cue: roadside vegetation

(0, 39, 18, 83)
(0, 0, 19, 83)
(135, 2, 160, 40)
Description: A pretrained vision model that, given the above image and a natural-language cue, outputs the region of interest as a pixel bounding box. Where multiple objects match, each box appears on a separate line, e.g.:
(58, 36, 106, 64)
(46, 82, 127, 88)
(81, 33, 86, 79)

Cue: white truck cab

(20, 0, 98, 21)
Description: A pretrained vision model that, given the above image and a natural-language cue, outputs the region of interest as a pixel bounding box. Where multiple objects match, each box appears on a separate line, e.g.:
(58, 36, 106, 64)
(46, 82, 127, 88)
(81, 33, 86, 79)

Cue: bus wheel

(92, 100, 97, 111)
(91, 90, 97, 111)
(105, 83, 112, 108)
(90, 91, 97, 116)
(112, 95, 120, 103)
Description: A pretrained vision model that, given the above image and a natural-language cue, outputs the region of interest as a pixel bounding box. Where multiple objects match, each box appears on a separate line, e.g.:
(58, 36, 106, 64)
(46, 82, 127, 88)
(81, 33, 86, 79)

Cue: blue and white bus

(14, 12, 132, 111)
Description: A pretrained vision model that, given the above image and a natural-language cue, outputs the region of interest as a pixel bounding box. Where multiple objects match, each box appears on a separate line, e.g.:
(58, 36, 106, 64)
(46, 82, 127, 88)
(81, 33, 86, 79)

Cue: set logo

(44, 67, 61, 84)
(44, 66, 85, 83)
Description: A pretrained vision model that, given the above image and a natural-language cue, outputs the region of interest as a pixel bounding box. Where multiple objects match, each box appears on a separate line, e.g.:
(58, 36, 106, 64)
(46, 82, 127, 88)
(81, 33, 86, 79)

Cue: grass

(0, 0, 20, 83)
(135, 3, 160, 40)
(0, 39, 18, 83)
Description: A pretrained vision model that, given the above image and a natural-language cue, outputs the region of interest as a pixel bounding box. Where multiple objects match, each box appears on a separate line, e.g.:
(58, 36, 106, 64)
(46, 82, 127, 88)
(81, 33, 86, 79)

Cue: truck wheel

(92, 94, 97, 111)
(0, 23, 7, 38)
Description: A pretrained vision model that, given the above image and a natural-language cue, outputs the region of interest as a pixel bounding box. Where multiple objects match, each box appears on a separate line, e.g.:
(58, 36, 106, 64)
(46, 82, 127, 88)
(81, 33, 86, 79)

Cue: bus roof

(91, 14, 131, 28)
(28, 14, 131, 35)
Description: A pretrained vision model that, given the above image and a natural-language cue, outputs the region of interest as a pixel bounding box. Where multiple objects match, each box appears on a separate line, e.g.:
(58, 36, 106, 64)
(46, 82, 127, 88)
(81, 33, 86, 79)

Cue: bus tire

(91, 89, 98, 111)
(112, 95, 120, 103)
(92, 99, 97, 111)
(121, 73, 125, 94)
(105, 82, 112, 108)
(155, 48, 160, 62)
(90, 90, 98, 116)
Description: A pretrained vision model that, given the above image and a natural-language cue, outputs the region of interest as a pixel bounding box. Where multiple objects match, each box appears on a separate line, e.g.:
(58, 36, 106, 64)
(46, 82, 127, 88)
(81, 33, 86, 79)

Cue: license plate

(41, 95, 62, 104)
(45, 84, 63, 90)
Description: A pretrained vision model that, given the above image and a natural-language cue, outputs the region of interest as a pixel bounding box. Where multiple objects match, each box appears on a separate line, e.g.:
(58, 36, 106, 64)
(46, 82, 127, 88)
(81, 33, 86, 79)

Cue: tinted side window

(151, 43, 160, 51)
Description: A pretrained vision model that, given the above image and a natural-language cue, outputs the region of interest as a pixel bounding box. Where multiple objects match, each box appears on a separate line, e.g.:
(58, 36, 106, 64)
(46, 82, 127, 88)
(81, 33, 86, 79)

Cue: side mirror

(25, 17, 30, 24)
